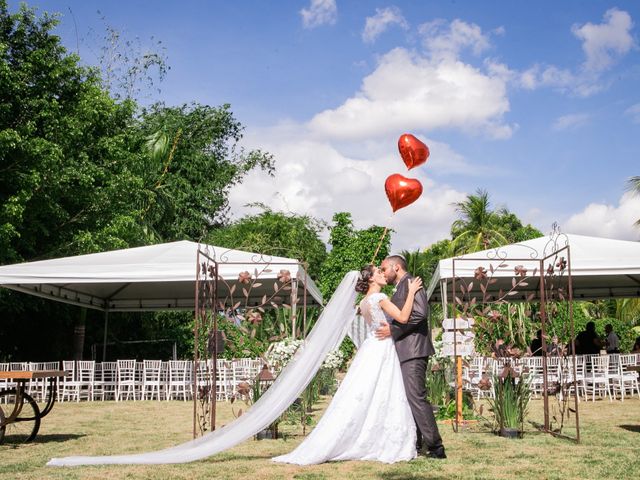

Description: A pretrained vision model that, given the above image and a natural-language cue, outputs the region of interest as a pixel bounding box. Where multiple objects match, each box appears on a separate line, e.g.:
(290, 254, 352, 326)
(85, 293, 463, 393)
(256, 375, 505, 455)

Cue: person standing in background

(604, 324, 620, 354)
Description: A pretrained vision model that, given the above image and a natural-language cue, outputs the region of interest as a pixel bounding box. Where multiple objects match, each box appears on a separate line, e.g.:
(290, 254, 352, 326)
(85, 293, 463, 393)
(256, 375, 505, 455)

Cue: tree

(206, 205, 326, 278)
(400, 250, 429, 280)
(135, 103, 274, 241)
(319, 212, 390, 297)
(0, 2, 275, 361)
(493, 211, 543, 244)
(450, 189, 542, 255)
(627, 176, 640, 227)
(0, 2, 149, 262)
(450, 189, 510, 254)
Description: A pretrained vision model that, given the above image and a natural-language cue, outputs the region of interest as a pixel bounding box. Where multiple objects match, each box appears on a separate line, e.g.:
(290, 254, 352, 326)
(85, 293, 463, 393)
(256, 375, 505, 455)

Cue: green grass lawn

(0, 396, 639, 480)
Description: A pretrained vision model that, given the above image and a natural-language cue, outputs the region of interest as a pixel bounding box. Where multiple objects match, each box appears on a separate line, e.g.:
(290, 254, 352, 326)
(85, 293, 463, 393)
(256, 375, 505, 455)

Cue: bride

(272, 264, 422, 465)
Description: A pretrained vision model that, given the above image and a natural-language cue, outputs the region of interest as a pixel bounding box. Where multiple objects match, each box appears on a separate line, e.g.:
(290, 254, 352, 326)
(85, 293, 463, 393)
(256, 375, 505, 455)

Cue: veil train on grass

(48, 271, 359, 466)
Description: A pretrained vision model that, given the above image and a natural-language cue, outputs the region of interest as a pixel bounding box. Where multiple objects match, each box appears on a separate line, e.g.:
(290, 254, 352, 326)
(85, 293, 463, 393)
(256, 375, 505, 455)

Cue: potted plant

(488, 364, 531, 438)
(231, 365, 281, 440)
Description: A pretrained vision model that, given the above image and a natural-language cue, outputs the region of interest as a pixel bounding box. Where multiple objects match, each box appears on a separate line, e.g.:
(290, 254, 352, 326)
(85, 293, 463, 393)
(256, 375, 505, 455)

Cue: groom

(375, 255, 446, 459)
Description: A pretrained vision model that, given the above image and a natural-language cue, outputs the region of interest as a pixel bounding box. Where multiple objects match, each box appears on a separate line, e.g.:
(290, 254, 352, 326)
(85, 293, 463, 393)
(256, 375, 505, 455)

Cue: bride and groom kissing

(273, 255, 446, 465)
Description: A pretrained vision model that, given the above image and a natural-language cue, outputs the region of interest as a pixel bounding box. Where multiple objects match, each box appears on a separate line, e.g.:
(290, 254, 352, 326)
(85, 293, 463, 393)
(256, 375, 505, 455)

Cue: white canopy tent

(0, 240, 323, 311)
(426, 233, 640, 304)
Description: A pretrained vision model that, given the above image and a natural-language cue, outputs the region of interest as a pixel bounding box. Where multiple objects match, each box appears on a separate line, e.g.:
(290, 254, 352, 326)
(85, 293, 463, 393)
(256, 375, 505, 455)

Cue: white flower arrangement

(265, 338, 344, 373)
(322, 348, 344, 371)
(265, 338, 303, 372)
(433, 339, 444, 359)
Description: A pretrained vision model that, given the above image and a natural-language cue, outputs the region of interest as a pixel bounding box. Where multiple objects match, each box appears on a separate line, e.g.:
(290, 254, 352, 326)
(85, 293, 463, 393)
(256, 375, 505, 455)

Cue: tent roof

(426, 234, 640, 303)
(0, 240, 323, 311)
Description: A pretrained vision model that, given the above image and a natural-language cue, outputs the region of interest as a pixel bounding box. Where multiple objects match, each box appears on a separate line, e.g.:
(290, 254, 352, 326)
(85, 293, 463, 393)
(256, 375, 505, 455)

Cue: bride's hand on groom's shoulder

(408, 277, 423, 294)
(375, 321, 391, 340)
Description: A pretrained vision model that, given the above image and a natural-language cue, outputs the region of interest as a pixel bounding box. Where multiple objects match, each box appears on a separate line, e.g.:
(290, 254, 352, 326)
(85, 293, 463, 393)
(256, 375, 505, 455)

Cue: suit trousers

(399, 356, 443, 450)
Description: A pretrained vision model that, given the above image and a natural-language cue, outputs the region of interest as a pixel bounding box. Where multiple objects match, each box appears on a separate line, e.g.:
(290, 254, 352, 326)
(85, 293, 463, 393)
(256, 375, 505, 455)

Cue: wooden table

(0, 370, 64, 444)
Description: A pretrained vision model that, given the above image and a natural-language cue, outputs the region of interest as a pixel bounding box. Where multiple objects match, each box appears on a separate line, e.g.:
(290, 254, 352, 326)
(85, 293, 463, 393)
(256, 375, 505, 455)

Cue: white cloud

(552, 113, 591, 131)
(625, 103, 640, 123)
(571, 8, 635, 72)
(227, 18, 518, 251)
(564, 192, 640, 240)
(516, 64, 606, 97)
(362, 6, 409, 44)
(300, 0, 337, 29)
(514, 9, 635, 97)
(230, 126, 468, 251)
(419, 18, 491, 61)
(308, 46, 513, 140)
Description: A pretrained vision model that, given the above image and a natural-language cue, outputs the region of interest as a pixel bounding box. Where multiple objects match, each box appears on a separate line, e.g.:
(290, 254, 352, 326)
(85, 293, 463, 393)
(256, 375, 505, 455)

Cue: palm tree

(401, 250, 429, 279)
(616, 298, 640, 326)
(627, 176, 640, 227)
(450, 189, 509, 255)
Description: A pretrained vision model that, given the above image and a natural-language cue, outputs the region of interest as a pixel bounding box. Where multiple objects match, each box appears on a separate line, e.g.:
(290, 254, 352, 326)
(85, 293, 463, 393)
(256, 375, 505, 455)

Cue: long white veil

(48, 271, 359, 466)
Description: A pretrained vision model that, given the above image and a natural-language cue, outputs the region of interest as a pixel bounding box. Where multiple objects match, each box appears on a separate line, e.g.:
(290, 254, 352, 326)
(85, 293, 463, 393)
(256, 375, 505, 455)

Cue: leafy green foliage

(488, 373, 531, 432)
(206, 206, 326, 278)
(318, 212, 390, 298)
(0, 2, 275, 361)
(135, 103, 274, 240)
(0, 2, 147, 260)
(450, 189, 542, 255)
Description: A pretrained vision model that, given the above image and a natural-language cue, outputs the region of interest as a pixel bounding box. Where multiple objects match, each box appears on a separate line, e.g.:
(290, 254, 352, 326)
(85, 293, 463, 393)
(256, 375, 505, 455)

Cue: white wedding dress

(272, 292, 417, 465)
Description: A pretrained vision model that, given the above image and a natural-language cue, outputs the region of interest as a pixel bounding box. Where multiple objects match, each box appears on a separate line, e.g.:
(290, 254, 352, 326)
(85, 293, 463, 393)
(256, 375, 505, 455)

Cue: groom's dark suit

(388, 273, 443, 452)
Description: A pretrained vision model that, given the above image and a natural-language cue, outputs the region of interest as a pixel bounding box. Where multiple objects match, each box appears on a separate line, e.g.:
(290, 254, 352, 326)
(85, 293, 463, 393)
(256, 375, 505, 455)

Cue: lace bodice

(359, 293, 388, 336)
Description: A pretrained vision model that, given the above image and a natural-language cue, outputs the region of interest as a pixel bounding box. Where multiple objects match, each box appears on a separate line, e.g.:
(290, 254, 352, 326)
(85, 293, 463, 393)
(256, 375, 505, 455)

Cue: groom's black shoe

(423, 445, 446, 459)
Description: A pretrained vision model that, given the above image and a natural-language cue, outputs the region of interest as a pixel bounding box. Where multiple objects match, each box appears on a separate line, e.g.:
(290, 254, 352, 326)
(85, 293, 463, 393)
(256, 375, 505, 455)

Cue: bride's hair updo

(355, 265, 375, 294)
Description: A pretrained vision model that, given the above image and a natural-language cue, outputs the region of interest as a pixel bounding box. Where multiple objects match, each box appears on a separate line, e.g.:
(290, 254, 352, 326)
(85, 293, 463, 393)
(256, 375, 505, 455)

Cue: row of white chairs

(462, 353, 640, 402)
(0, 358, 264, 403)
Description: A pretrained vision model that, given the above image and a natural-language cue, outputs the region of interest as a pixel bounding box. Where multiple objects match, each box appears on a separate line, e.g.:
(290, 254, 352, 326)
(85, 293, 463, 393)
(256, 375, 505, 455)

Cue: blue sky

(17, 1, 640, 250)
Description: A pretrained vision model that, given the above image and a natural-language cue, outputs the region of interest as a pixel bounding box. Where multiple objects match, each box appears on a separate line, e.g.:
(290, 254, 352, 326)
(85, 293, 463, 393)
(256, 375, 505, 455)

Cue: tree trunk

(73, 308, 87, 361)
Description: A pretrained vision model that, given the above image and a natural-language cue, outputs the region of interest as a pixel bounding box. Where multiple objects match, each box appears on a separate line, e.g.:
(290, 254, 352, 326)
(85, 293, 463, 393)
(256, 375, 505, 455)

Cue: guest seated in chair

(547, 335, 563, 356)
(632, 336, 640, 353)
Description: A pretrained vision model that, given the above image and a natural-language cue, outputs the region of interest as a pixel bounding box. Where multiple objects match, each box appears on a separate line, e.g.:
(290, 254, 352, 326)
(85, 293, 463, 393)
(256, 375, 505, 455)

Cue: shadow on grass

(1, 433, 86, 446)
(378, 472, 449, 480)
(619, 425, 640, 433)
(206, 452, 278, 462)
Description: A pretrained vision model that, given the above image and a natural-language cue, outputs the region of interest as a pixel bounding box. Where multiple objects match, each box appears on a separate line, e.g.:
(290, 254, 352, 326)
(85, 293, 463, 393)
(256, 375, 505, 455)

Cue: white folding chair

(611, 354, 640, 401)
(0, 363, 11, 400)
(142, 360, 163, 401)
(116, 360, 139, 401)
(76, 360, 95, 401)
(562, 355, 587, 401)
(522, 357, 544, 397)
(27, 362, 45, 401)
(94, 362, 117, 400)
(585, 355, 612, 401)
(166, 360, 191, 401)
(59, 360, 79, 402)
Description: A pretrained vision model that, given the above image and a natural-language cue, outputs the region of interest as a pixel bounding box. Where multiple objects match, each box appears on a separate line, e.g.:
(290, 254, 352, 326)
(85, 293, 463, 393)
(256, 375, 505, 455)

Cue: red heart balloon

(384, 174, 423, 212)
(398, 133, 429, 170)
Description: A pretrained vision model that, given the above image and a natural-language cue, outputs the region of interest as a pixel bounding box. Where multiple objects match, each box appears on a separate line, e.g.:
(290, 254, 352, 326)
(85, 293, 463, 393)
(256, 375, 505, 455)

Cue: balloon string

(371, 225, 389, 264)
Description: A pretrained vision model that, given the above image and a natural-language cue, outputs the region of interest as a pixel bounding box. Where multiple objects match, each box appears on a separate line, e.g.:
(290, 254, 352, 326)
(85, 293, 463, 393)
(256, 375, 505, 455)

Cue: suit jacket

(387, 273, 435, 362)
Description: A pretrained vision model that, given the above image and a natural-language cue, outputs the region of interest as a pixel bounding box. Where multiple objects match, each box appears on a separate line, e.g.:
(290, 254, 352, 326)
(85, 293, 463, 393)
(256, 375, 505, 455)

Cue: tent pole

(440, 279, 447, 314)
(291, 278, 298, 338)
(102, 310, 109, 362)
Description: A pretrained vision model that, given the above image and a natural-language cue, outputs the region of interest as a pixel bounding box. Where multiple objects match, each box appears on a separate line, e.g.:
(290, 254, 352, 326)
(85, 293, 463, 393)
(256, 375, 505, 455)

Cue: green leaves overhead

(319, 212, 390, 298)
(0, 2, 274, 263)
